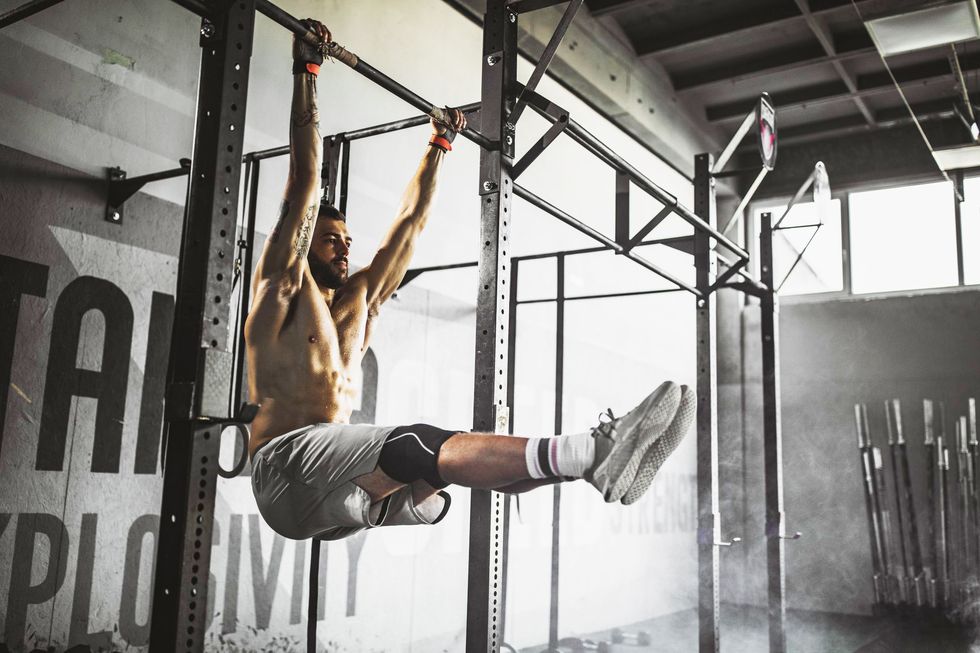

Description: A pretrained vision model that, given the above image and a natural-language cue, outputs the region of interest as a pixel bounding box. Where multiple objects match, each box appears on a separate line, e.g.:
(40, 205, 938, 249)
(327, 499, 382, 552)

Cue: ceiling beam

(774, 115, 870, 145)
(634, 5, 803, 57)
(877, 96, 971, 124)
(792, 0, 875, 125)
(673, 33, 874, 92)
(706, 53, 980, 122)
(860, 51, 980, 89)
(630, 0, 876, 57)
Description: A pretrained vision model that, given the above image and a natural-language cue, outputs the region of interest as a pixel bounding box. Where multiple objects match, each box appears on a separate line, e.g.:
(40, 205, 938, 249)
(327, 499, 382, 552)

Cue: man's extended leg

(355, 380, 685, 505)
(353, 433, 550, 503)
(354, 451, 564, 506)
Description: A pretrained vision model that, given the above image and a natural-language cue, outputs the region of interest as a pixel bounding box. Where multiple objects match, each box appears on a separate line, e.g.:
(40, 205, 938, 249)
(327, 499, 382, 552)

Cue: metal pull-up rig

(0, 0, 832, 651)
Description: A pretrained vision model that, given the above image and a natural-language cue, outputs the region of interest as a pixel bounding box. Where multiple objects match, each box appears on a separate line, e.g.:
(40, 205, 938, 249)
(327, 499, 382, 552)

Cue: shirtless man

(247, 20, 695, 541)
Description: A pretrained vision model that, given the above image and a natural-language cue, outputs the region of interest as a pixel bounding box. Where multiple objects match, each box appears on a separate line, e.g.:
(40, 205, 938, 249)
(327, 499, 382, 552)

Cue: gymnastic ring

(217, 422, 250, 479)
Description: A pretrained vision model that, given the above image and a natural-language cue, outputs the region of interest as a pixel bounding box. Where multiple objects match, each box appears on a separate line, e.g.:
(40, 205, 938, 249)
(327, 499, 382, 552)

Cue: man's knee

(377, 424, 457, 489)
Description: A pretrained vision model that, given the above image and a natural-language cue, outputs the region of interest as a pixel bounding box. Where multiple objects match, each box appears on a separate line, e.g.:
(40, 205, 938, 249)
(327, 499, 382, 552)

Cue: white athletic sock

(524, 432, 595, 479)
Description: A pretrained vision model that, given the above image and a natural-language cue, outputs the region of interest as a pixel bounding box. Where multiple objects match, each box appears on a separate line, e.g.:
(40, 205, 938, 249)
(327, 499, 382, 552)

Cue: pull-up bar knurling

(253, 0, 493, 151)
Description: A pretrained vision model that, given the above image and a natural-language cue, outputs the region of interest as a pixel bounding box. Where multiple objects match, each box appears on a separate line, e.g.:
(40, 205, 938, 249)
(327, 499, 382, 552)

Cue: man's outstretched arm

(252, 20, 330, 296)
(356, 109, 466, 308)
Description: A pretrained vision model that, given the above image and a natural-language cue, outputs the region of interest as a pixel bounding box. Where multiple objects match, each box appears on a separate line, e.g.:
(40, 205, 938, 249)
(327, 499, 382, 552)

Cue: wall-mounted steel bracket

(105, 158, 191, 224)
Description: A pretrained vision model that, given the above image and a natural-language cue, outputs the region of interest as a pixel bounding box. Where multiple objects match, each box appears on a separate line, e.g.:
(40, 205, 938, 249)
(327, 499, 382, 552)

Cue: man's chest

(329, 292, 376, 362)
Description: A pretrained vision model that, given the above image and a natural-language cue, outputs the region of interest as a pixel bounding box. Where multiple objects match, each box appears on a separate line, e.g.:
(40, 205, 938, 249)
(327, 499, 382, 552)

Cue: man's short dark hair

(318, 204, 346, 223)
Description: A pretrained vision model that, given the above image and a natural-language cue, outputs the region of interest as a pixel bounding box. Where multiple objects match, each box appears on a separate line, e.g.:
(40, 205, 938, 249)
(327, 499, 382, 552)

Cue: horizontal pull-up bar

(513, 183, 703, 297)
(402, 234, 717, 289)
(346, 102, 481, 141)
(245, 103, 482, 162)
(517, 86, 749, 261)
(517, 286, 683, 305)
(253, 0, 493, 150)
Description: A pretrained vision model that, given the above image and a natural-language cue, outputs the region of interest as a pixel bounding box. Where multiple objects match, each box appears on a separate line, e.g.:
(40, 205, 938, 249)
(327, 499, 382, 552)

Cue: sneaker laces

(592, 408, 617, 439)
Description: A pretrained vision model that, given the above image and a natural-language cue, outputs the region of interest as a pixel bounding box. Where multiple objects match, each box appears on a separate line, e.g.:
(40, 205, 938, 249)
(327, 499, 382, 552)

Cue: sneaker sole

(593, 381, 681, 502)
(621, 385, 696, 505)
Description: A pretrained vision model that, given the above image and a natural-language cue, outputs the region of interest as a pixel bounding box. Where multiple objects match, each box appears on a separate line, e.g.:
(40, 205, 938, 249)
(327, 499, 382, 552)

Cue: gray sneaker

(585, 381, 681, 502)
(620, 384, 696, 505)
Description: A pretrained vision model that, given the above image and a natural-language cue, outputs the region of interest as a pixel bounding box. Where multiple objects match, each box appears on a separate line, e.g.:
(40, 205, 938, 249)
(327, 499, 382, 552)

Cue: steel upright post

(466, 1, 516, 650)
(500, 260, 520, 647)
(549, 254, 566, 650)
(694, 153, 721, 653)
(150, 2, 256, 651)
(759, 212, 787, 652)
(954, 171, 965, 286)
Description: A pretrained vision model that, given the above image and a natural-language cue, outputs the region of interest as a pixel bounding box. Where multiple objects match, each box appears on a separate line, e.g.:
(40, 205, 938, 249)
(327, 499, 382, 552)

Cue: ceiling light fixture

(932, 144, 980, 170)
(864, 0, 980, 56)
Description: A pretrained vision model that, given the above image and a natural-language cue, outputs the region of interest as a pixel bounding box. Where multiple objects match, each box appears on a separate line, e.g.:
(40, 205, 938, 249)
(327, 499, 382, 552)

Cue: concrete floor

(516, 604, 976, 653)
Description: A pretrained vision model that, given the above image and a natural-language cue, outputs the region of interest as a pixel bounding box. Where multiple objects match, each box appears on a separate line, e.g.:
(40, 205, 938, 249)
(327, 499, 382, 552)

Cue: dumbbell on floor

(610, 628, 652, 646)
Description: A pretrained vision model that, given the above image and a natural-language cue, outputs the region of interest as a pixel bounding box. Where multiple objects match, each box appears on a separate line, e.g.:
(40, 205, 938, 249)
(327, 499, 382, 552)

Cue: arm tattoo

(270, 199, 289, 243)
(291, 75, 320, 131)
(294, 204, 317, 257)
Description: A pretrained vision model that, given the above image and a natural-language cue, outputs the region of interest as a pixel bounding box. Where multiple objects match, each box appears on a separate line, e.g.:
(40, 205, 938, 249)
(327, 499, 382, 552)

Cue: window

(753, 198, 844, 296)
(848, 180, 958, 294)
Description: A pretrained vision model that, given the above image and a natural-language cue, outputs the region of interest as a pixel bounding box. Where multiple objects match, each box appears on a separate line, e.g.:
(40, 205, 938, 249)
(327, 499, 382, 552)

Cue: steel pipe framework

(143, 0, 782, 652)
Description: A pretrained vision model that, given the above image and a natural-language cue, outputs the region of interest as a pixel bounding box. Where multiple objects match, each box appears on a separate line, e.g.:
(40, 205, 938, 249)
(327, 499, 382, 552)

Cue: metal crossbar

(516, 84, 750, 260)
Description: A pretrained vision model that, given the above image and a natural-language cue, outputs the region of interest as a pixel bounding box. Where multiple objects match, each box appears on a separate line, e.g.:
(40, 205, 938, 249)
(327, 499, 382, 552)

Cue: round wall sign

(757, 93, 777, 170)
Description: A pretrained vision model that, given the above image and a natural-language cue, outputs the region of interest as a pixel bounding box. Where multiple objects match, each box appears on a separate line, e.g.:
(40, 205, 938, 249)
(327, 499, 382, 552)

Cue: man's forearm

(260, 71, 322, 280)
(395, 145, 444, 228)
(289, 72, 322, 184)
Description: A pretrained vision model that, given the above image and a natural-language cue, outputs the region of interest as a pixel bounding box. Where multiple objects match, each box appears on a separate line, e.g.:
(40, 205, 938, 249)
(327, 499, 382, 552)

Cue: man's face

(307, 217, 352, 289)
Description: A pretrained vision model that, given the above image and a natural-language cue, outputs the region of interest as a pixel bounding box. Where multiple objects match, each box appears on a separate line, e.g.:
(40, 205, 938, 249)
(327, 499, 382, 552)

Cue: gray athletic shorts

(251, 423, 452, 541)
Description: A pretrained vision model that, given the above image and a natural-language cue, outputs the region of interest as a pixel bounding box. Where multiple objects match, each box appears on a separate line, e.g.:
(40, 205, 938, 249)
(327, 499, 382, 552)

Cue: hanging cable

(849, 0, 956, 189)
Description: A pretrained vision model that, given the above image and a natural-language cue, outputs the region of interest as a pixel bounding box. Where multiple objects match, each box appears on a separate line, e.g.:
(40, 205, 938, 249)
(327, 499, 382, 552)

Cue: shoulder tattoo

(294, 203, 317, 256)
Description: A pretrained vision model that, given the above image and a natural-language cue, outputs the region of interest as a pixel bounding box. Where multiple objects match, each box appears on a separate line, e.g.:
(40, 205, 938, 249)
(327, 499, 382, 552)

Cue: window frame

(746, 170, 978, 305)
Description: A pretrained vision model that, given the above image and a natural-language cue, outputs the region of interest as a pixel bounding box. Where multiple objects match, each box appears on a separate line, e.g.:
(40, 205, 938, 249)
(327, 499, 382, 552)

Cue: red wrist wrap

(305, 62, 321, 76)
(429, 135, 453, 152)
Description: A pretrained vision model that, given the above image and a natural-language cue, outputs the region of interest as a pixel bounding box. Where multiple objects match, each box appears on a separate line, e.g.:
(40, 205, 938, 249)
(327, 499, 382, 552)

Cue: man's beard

(309, 257, 348, 289)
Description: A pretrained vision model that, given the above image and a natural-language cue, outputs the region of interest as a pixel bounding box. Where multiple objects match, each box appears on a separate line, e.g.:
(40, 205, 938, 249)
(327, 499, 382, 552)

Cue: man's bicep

(255, 192, 318, 282)
(246, 276, 295, 338)
(360, 238, 416, 306)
